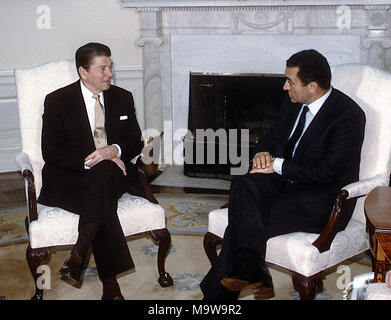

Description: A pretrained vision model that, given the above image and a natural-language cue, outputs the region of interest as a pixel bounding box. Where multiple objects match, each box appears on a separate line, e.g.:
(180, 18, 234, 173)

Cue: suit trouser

(200, 172, 338, 300)
(61, 160, 143, 279)
(200, 173, 285, 300)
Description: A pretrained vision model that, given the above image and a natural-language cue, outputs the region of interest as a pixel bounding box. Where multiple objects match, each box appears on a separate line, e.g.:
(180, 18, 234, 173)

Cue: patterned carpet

(156, 193, 228, 235)
(0, 193, 229, 246)
(0, 193, 374, 301)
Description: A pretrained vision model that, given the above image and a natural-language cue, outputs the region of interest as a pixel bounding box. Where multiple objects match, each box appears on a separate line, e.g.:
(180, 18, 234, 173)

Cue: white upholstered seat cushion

(207, 208, 228, 238)
(208, 208, 368, 277)
(30, 193, 165, 249)
(265, 219, 368, 277)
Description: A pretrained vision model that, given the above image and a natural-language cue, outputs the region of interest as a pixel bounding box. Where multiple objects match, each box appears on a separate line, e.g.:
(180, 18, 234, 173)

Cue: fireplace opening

(183, 72, 286, 180)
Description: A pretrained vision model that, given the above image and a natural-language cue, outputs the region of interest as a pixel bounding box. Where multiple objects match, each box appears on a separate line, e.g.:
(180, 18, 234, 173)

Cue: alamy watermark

(141, 121, 250, 175)
(36, 265, 51, 290)
(36, 5, 51, 30)
(336, 5, 351, 30)
(336, 265, 352, 290)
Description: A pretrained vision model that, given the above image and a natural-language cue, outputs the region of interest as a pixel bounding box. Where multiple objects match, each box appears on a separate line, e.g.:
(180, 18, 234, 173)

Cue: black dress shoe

(220, 278, 263, 292)
(252, 284, 275, 299)
(59, 249, 85, 284)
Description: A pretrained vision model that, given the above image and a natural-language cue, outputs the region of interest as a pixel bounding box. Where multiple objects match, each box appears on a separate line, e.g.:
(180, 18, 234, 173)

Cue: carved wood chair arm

(135, 156, 159, 204)
(21, 168, 39, 223)
(312, 189, 349, 253)
(15, 152, 38, 222)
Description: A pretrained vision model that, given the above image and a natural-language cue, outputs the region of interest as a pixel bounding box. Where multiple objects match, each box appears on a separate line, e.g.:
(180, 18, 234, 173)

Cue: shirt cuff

(113, 144, 122, 158)
(131, 154, 141, 164)
(273, 157, 284, 175)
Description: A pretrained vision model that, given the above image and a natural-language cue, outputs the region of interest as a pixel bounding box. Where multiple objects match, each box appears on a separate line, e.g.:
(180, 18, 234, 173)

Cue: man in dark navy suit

(38, 42, 145, 300)
(200, 49, 366, 300)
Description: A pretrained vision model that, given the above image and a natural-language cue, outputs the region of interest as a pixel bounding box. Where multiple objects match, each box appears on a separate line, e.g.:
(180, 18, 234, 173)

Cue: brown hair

(75, 42, 111, 76)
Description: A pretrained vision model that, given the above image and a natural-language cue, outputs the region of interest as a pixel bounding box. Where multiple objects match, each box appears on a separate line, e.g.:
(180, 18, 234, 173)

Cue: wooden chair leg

(149, 228, 174, 287)
(26, 244, 51, 300)
(203, 232, 223, 266)
(291, 272, 323, 300)
(365, 249, 376, 272)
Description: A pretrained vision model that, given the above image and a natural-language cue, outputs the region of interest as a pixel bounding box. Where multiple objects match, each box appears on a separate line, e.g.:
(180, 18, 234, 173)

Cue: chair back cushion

(14, 60, 78, 196)
(331, 64, 391, 223)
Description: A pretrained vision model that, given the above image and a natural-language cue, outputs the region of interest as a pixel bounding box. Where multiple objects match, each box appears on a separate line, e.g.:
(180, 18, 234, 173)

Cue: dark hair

(286, 49, 331, 89)
(75, 42, 111, 75)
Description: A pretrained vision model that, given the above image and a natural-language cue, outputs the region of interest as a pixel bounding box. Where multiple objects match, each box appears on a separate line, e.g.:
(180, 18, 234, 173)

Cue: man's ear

(308, 81, 318, 93)
(78, 66, 88, 79)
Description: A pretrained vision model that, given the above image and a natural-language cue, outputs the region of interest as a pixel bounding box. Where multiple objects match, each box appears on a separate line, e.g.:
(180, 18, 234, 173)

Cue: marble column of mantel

(121, 0, 391, 9)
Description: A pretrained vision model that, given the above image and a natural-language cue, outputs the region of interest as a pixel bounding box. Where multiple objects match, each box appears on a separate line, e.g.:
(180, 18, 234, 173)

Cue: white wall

(0, 0, 143, 172)
(0, 0, 142, 69)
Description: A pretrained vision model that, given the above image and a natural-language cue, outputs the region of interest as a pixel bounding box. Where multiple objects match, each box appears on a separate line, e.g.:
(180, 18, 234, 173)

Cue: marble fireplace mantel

(122, 0, 391, 8)
(121, 0, 391, 163)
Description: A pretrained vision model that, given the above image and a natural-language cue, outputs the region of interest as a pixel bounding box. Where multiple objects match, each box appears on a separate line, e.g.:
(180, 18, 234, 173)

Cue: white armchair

(203, 64, 391, 299)
(14, 60, 173, 300)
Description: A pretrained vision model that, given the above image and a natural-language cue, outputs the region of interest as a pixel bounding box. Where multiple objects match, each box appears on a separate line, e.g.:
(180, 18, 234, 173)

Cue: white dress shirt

(80, 80, 103, 136)
(80, 81, 121, 168)
(273, 87, 332, 174)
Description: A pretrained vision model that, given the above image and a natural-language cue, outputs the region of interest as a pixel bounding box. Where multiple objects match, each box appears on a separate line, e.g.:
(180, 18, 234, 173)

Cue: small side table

(364, 186, 391, 282)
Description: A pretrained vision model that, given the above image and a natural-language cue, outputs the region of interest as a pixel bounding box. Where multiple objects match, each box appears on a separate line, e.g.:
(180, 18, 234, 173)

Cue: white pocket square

(120, 115, 128, 120)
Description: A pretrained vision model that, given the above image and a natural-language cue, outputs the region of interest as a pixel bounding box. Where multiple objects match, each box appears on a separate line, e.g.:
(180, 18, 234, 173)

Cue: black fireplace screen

(184, 72, 286, 179)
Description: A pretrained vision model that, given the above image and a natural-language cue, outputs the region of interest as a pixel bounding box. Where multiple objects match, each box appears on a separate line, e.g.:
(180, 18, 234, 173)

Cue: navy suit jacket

(253, 88, 366, 231)
(38, 80, 144, 207)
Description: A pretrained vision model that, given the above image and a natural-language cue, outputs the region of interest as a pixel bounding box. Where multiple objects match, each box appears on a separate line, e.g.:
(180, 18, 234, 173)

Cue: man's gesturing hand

(249, 152, 275, 174)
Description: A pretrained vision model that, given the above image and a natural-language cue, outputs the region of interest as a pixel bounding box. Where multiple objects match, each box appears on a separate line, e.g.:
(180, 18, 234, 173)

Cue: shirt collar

(305, 86, 332, 116)
(80, 80, 103, 102)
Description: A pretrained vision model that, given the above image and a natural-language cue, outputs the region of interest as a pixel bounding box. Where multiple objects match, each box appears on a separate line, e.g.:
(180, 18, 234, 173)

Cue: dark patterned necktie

(283, 105, 309, 160)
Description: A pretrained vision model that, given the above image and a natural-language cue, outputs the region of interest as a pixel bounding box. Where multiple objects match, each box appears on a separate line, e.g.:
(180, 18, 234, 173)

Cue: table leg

(375, 242, 387, 282)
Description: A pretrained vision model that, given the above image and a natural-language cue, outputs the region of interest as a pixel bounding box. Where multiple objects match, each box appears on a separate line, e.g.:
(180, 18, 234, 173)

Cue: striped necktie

(92, 94, 107, 149)
(283, 105, 309, 160)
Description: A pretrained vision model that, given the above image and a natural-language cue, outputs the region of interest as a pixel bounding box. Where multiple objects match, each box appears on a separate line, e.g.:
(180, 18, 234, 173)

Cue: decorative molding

(113, 65, 144, 79)
(121, 0, 391, 9)
(136, 36, 164, 47)
(363, 36, 391, 49)
(136, 9, 164, 47)
(0, 70, 16, 100)
(0, 128, 21, 173)
(231, 10, 293, 34)
(362, 5, 391, 69)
